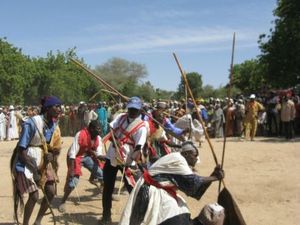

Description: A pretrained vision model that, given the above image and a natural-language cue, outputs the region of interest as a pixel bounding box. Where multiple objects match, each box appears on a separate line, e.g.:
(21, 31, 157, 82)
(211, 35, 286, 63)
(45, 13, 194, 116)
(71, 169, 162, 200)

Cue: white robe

(24, 116, 45, 183)
(7, 110, 19, 140)
(175, 114, 204, 142)
(119, 153, 193, 225)
(0, 112, 6, 140)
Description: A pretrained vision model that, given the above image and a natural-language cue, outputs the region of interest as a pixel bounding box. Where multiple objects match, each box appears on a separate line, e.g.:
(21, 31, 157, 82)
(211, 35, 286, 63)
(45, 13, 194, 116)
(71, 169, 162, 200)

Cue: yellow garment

(47, 125, 62, 178)
(48, 125, 62, 152)
(245, 101, 264, 121)
(244, 101, 264, 140)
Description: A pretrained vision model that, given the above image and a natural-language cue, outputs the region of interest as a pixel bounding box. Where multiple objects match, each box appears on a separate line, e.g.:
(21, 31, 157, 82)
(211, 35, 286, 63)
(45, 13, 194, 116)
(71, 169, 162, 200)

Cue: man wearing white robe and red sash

(100, 96, 147, 225)
(120, 141, 224, 225)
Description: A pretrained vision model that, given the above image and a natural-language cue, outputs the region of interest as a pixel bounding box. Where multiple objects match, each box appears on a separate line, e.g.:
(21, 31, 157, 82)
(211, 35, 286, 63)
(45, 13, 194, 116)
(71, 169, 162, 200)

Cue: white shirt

(106, 113, 147, 167)
(67, 131, 103, 159)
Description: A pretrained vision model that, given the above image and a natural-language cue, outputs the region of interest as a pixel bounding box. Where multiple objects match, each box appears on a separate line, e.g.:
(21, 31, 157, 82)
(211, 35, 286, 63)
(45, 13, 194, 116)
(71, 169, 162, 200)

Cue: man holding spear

(100, 96, 148, 224)
(10, 96, 63, 225)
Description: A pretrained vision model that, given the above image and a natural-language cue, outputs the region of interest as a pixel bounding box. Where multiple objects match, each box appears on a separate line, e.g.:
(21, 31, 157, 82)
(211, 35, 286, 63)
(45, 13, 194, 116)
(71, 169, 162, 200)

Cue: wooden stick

(89, 89, 102, 102)
(101, 89, 119, 96)
(173, 53, 219, 165)
(117, 166, 126, 197)
(70, 58, 128, 101)
(219, 33, 236, 192)
(101, 89, 119, 103)
(70, 58, 184, 142)
(221, 32, 236, 168)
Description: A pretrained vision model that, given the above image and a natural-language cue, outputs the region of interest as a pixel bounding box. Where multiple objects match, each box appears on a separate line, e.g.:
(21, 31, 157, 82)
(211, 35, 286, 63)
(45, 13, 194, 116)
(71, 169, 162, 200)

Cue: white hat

(9, 105, 14, 110)
(197, 203, 225, 225)
(156, 101, 167, 109)
(250, 94, 256, 99)
(181, 141, 198, 153)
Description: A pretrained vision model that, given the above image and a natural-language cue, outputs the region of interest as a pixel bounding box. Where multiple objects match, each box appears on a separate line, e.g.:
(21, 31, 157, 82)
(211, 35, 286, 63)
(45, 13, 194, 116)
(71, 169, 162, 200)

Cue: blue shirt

(163, 118, 184, 136)
(16, 116, 57, 172)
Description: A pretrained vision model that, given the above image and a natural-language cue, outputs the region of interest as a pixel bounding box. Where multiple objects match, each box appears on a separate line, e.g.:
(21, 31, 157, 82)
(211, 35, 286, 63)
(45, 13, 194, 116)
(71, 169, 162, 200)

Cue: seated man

(58, 120, 105, 212)
(119, 141, 224, 225)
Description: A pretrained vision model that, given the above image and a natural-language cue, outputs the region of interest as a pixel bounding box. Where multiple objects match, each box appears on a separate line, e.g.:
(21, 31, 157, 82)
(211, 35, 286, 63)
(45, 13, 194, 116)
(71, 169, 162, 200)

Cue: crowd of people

(2, 89, 299, 142)
(7, 90, 300, 225)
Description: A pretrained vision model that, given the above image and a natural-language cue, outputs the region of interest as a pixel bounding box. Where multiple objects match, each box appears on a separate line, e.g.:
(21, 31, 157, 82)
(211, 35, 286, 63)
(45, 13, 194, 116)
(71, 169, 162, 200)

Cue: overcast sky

(1, 0, 277, 91)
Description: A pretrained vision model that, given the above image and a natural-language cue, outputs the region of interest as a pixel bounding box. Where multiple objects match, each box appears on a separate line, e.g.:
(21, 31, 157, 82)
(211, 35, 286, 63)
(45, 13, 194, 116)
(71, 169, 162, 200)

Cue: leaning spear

(173, 53, 219, 165)
(219, 32, 236, 192)
(70, 58, 185, 142)
(69, 58, 128, 101)
(217, 33, 247, 225)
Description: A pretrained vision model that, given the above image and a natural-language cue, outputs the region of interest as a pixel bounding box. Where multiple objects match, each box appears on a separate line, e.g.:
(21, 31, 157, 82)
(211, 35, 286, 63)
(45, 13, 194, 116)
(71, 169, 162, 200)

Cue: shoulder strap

(30, 117, 48, 154)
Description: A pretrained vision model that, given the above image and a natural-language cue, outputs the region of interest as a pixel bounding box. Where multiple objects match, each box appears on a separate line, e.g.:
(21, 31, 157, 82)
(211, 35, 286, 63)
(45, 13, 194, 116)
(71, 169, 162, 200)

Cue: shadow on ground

(55, 212, 118, 225)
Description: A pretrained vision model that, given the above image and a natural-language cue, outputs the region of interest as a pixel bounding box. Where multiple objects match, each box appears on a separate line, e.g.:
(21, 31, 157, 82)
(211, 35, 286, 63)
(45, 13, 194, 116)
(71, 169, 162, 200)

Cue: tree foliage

(0, 38, 173, 105)
(232, 59, 265, 95)
(0, 38, 100, 105)
(94, 58, 147, 93)
(175, 72, 203, 99)
(258, 0, 300, 88)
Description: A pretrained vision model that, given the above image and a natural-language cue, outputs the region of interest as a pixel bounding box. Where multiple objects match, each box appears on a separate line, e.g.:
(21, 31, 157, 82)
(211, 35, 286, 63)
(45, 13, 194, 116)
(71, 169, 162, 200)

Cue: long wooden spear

(219, 32, 236, 192)
(70, 58, 128, 101)
(218, 33, 247, 225)
(89, 89, 102, 102)
(173, 53, 219, 165)
(70, 58, 185, 142)
(101, 89, 119, 104)
(101, 88, 119, 96)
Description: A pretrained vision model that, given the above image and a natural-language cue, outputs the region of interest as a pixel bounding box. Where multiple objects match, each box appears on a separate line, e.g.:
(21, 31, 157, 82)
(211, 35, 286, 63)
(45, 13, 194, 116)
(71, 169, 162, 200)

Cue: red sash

(143, 170, 177, 201)
(113, 114, 145, 161)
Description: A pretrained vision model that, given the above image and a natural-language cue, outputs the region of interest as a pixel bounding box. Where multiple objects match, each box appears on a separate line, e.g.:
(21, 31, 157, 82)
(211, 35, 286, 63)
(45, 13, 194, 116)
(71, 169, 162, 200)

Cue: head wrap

(40, 96, 62, 113)
(181, 141, 198, 153)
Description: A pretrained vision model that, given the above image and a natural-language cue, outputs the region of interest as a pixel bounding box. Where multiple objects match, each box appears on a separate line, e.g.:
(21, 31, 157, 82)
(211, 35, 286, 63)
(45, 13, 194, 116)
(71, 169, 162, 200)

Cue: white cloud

(79, 26, 258, 55)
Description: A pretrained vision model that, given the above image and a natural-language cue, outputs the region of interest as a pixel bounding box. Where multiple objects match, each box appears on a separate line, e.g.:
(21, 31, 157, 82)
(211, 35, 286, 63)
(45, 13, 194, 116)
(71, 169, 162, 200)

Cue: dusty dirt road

(0, 136, 299, 225)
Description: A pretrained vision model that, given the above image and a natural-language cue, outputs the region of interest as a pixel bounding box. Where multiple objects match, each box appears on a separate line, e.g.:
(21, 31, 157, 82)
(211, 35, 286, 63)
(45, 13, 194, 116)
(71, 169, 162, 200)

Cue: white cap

(250, 94, 256, 99)
(198, 203, 225, 225)
(9, 105, 14, 110)
(156, 101, 167, 109)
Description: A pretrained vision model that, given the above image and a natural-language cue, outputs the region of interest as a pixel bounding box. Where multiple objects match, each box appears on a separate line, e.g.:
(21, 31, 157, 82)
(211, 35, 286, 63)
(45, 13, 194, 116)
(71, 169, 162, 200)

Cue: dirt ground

(0, 136, 299, 225)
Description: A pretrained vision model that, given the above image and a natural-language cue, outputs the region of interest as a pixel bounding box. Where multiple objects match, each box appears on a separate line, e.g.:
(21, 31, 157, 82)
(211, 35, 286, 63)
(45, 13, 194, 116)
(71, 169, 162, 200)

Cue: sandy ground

(0, 136, 299, 225)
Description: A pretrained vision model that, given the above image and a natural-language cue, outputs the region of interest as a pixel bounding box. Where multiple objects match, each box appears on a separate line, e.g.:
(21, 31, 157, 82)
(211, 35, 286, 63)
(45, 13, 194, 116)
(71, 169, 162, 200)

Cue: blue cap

(41, 96, 62, 108)
(127, 96, 142, 110)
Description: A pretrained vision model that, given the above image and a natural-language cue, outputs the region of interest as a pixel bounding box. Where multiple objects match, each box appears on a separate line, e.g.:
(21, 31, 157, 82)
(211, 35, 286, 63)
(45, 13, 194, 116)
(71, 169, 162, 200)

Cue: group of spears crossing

(10, 51, 245, 225)
(10, 94, 229, 225)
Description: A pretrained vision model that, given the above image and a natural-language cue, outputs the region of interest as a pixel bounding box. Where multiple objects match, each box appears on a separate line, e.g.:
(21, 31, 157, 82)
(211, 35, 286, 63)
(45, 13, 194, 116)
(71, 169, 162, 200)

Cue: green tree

(232, 59, 265, 95)
(0, 38, 36, 104)
(27, 49, 97, 105)
(201, 85, 217, 98)
(258, 0, 300, 88)
(138, 81, 156, 101)
(155, 88, 175, 101)
(175, 72, 203, 99)
(94, 57, 148, 97)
